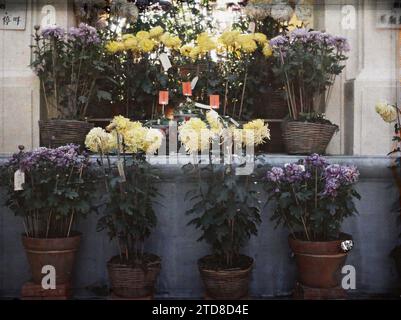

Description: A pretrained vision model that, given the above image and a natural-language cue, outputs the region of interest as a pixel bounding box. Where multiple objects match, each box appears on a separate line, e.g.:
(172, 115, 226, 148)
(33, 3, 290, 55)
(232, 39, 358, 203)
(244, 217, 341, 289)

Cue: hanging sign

(159, 91, 169, 105)
(0, 0, 27, 30)
(182, 82, 192, 96)
(209, 95, 220, 109)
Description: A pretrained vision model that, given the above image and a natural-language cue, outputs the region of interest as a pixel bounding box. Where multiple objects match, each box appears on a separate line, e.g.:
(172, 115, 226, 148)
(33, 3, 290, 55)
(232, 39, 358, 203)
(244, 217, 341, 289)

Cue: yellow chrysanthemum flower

(252, 32, 268, 45)
(149, 26, 164, 39)
(138, 38, 156, 53)
(122, 34, 135, 40)
(136, 30, 150, 39)
(160, 32, 182, 50)
(375, 102, 398, 123)
(242, 119, 270, 145)
(144, 128, 164, 154)
(85, 127, 116, 153)
(106, 40, 125, 54)
(178, 118, 212, 153)
(219, 30, 241, 48)
(196, 32, 217, 53)
(124, 36, 139, 51)
(123, 124, 148, 153)
(189, 46, 201, 60)
(237, 34, 257, 53)
(262, 43, 273, 57)
(180, 44, 194, 57)
(206, 110, 223, 135)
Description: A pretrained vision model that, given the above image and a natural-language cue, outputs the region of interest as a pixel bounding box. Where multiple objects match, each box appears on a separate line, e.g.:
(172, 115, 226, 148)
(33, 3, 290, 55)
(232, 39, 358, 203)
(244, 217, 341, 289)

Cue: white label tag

(230, 118, 240, 127)
(248, 22, 256, 33)
(194, 102, 211, 110)
(159, 53, 172, 71)
(191, 76, 199, 90)
(14, 170, 25, 191)
(117, 160, 126, 182)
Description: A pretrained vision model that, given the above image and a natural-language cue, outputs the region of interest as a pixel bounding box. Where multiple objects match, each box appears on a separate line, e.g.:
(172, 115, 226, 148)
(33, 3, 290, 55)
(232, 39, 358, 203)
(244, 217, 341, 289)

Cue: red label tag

(182, 82, 192, 96)
(210, 95, 220, 109)
(159, 90, 169, 105)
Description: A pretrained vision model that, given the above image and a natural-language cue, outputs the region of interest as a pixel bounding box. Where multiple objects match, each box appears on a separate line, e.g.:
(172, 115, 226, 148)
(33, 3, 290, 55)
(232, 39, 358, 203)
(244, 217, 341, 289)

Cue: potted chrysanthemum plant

(31, 23, 110, 148)
(375, 101, 401, 287)
(0, 145, 97, 290)
(179, 109, 270, 299)
(264, 154, 360, 295)
(269, 28, 350, 154)
(85, 116, 164, 299)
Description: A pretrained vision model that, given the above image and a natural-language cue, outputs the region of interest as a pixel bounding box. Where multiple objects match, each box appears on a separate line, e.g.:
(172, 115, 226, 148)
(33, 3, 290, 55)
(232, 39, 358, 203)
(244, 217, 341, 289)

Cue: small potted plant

(0, 145, 97, 288)
(270, 29, 350, 154)
(85, 116, 164, 299)
(31, 23, 110, 147)
(264, 154, 360, 291)
(179, 110, 270, 299)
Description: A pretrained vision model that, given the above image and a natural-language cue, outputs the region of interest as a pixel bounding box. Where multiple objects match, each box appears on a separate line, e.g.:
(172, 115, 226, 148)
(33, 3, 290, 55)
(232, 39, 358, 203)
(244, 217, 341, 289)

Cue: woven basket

(282, 121, 338, 155)
(107, 255, 161, 299)
(39, 120, 94, 148)
(198, 256, 253, 300)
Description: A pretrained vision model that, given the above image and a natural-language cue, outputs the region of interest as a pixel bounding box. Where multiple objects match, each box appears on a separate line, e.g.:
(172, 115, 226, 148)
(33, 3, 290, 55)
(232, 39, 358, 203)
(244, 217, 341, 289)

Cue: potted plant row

(269, 29, 350, 154)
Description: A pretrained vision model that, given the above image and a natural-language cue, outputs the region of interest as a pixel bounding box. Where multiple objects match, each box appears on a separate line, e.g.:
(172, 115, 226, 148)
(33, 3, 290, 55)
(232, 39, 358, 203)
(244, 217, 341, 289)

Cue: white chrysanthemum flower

(85, 127, 115, 153)
(375, 102, 398, 123)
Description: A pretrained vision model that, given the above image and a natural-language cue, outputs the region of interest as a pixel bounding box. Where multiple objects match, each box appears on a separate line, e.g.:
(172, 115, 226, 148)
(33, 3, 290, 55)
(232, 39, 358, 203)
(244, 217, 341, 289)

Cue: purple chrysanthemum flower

(340, 165, 359, 184)
(269, 35, 289, 48)
(284, 163, 306, 182)
(290, 28, 309, 42)
(41, 25, 65, 39)
(266, 167, 285, 183)
(68, 23, 100, 44)
(332, 35, 350, 52)
(306, 153, 328, 168)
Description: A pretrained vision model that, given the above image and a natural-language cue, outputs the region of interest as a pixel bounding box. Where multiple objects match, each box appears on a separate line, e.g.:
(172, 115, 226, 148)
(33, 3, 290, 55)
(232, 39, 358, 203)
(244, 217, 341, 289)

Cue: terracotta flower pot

(288, 234, 351, 288)
(198, 255, 253, 300)
(21, 233, 81, 285)
(107, 254, 161, 299)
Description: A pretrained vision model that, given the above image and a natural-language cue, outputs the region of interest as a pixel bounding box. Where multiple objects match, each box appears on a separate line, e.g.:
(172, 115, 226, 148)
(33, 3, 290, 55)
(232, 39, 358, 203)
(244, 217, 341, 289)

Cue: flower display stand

(21, 282, 71, 300)
(293, 282, 347, 300)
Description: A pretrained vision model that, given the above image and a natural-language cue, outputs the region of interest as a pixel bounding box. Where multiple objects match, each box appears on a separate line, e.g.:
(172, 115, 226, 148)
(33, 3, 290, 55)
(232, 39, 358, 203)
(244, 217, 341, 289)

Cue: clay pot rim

(107, 253, 162, 268)
(21, 231, 82, 241)
(288, 232, 353, 245)
(198, 254, 254, 274)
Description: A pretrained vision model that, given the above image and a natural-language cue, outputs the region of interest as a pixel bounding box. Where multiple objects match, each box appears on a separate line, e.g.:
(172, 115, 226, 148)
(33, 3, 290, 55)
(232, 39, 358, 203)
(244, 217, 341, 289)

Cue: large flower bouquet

(265, 154, 360, 241)
(0, 145, 97, 238)
(270, 28, 349, 122)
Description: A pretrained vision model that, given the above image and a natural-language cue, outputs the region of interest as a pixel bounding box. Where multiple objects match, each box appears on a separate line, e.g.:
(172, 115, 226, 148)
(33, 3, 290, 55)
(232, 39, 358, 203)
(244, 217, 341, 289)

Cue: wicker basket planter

(39, 120, 94, 148)
(107, 254, 161, 299)
(282, 121, 338, 155)
(198, 255, 253, 300)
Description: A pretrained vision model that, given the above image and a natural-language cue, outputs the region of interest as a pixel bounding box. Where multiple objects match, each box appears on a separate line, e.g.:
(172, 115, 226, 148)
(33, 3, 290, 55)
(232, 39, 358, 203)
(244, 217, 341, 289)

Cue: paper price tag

(194, 102, 211, 110)
(230, 118, 240, 127)
(191, 76, 199, 90)
(14, 170, 25, 191)
(159, 53, 172, 71)
(248, 22, 256, 33)
(117, 160, 126, 182)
